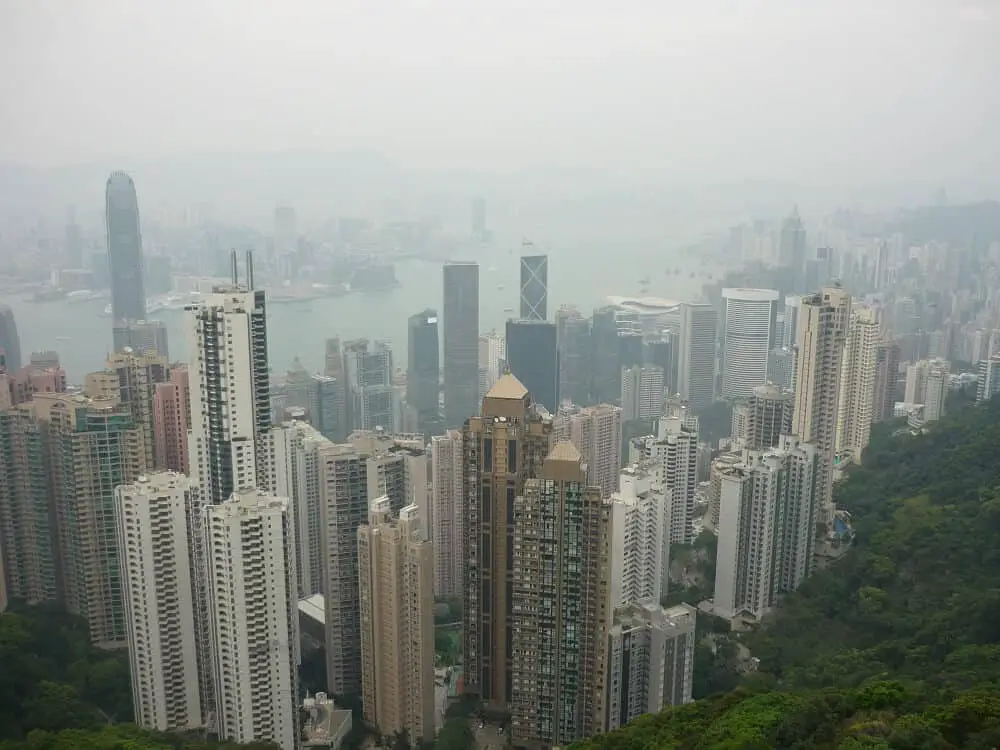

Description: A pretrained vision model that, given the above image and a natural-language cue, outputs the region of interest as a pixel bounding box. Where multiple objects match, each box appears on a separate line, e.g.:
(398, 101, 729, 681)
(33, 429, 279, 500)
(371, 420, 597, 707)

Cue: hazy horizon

(2, 0, 998, 184)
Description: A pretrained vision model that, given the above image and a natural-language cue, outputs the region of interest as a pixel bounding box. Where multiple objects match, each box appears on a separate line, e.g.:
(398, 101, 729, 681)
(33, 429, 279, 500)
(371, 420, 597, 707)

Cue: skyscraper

(555, 305, 591, 406)
(519, 253, 548, 321)
(478, 330, 506, 400)
(836, 306, 880, 463)
(792, 286, 850, 520)
(741, 384, 793, 451)
(721, 288, 779, 399)
(407, 309, 441, 437)
(605, 602, 695, 732)
(343, 339, 396, 432)
(0, 408, 55, 604)
(443, 262, 480, 427)
(431, 430, 463, 598)
(590, 306, 620, 405)
(505, 319, 559, 411)
(101, 350, 169, 472)
(106, 172, 146, 323)
(35, 392, 142, 646)
(621, 365, 665, 423)
(186, 265, 271, 506)
(552, 403, 622, 499)
(463, 374, 553, 711)
(677, 303, 718, 409)
(872, 340, 901, 421)
(0, 305, 22, 373)
(713, 437, 819, 621)
(471, 197, 488, 242)
(608, 463, 668, 609)
(152, 366, 191, 473)
(205, 490, 299, 750)
(358, 500, 435, 744)
(635, 417, 698, 549)
(116, 472, 203, 731)
(778, 206, 806, 273)
(509, 441, 610, 746)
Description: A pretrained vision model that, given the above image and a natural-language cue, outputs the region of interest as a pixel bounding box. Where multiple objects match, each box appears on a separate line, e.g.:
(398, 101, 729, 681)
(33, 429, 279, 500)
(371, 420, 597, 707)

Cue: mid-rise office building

(519, 253, 549, 321)
(0, 407, 55, 604)
(505, 319, 559, 412)
(608, 463, 669, 609)
(621, 365, 665, 423)
(443, 262, 480, 427)
(721, 288, 779, 399)
(677, 303, 717, 409)
(153, 366, 191, 473)
(205, 490, 299, 750)
(552, 403, 623, 498)
(407, 309, 441, 437)
(186, 269, 271, 506)
(35, 392, 142, 646)
(116, 473, 202, 731)
(792, 286, 850, 521)
(106, 172, 146, 323)
(509, 441, 610, 747)
(556, 305, 591, 406)
(463, 374, 553, 712)
(431, 429, 463, 598)
(713, 438, 819, 621)
(605, 602, 696, 732)
(836, 306, 880, 463)
(358, 500, 435, 743)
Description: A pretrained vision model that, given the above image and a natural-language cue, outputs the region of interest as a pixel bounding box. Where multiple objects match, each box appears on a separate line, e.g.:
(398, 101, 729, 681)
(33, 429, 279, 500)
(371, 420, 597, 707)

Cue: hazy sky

(1, 0, 997, 182)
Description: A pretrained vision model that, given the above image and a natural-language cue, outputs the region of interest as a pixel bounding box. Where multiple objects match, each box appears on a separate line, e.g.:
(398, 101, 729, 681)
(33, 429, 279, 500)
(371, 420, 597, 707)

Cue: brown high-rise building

(33, 392, 142, 646)
(358, 500, 435, 743)
(153, 366, 191, 473)
(509, 441, 610, 747)
(462, 373, 553, 711)
(872, 340, 900, 423)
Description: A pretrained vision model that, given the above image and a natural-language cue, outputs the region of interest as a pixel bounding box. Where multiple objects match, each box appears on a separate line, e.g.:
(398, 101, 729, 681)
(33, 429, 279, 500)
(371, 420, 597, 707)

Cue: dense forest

(570, 394, 1000, 748)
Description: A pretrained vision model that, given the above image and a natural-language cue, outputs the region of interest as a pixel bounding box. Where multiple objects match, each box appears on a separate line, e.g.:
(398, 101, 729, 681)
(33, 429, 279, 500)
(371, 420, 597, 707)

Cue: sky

(1, 0, 998, 183)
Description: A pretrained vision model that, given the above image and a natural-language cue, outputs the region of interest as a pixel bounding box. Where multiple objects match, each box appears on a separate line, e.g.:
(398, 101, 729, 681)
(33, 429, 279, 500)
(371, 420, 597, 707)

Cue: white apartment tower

(116, 472, 202, 732)
(478, 330, 506, 400)
(904, 358, 950, 424)
(621, 365, 665, 422)
(605, 602, 696, 732)
(270, 420, 334, 597)
(713, 437, 819, 621)
(553, 403, 623, 498)
(721, 288, 779, 399)
(358, 500, 436, 743)
(792, 286, 850, 522)
(836, 306, 879, 463)
(636, 417, 699, 546)
(431, 429, 463, 597)
(186, 267, 271, 506)
(205, 490, 299, 750)
(608, 464, 669, 609)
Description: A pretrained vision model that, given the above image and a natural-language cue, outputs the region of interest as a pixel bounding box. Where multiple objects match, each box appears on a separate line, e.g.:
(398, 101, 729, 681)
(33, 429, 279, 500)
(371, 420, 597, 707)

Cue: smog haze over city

(4, 3, 1000, 750)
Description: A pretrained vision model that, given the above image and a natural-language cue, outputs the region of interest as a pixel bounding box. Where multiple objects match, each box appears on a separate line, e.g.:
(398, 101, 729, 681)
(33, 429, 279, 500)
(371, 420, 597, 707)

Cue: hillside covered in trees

(571, 395, 1000, 748)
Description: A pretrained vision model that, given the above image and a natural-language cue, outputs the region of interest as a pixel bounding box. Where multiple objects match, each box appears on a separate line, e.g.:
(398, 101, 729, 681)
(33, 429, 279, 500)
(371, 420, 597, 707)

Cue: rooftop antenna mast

(246, 249, 255, 290)
(230, 249, 238, 286)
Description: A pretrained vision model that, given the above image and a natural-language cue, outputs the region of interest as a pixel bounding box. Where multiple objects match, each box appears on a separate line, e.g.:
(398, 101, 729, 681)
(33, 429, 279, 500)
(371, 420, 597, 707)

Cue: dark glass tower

(519, 253, 548, 321)
(590, 306, 620, 405)
(105, 172, 146, 322)
(505, 319, 559, 411)
(0, 304, 22, 372)
(407, 308, 442, 436)
(443, 262, 480, 427)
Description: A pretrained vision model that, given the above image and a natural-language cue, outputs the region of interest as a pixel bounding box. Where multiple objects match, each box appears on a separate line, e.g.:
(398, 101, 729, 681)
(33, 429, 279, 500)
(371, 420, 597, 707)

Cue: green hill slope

(570, 395, 1000, 749)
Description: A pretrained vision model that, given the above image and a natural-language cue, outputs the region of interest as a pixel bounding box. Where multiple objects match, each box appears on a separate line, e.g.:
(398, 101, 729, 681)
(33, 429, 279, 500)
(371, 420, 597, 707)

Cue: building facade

(836, 306, 880, 463)
(358, 501, 435, 743)
(106, 172, 146, 323)
(443, 262, 480, 428)
(677, 303, 717, 409)
(407, 309, 441, 437)
(721, 288, 779, 399)
(505, 319, 559, 413)
(519, 254, 549, 321)
(431, 429, 463, 598)
(608, 463, 669, 609)
(552, 403, 623, 499)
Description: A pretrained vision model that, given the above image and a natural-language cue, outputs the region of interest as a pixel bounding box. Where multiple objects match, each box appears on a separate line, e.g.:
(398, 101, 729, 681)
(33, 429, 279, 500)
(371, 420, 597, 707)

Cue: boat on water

(488, 265, 497, 272)
(498, 285, 505, 290)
